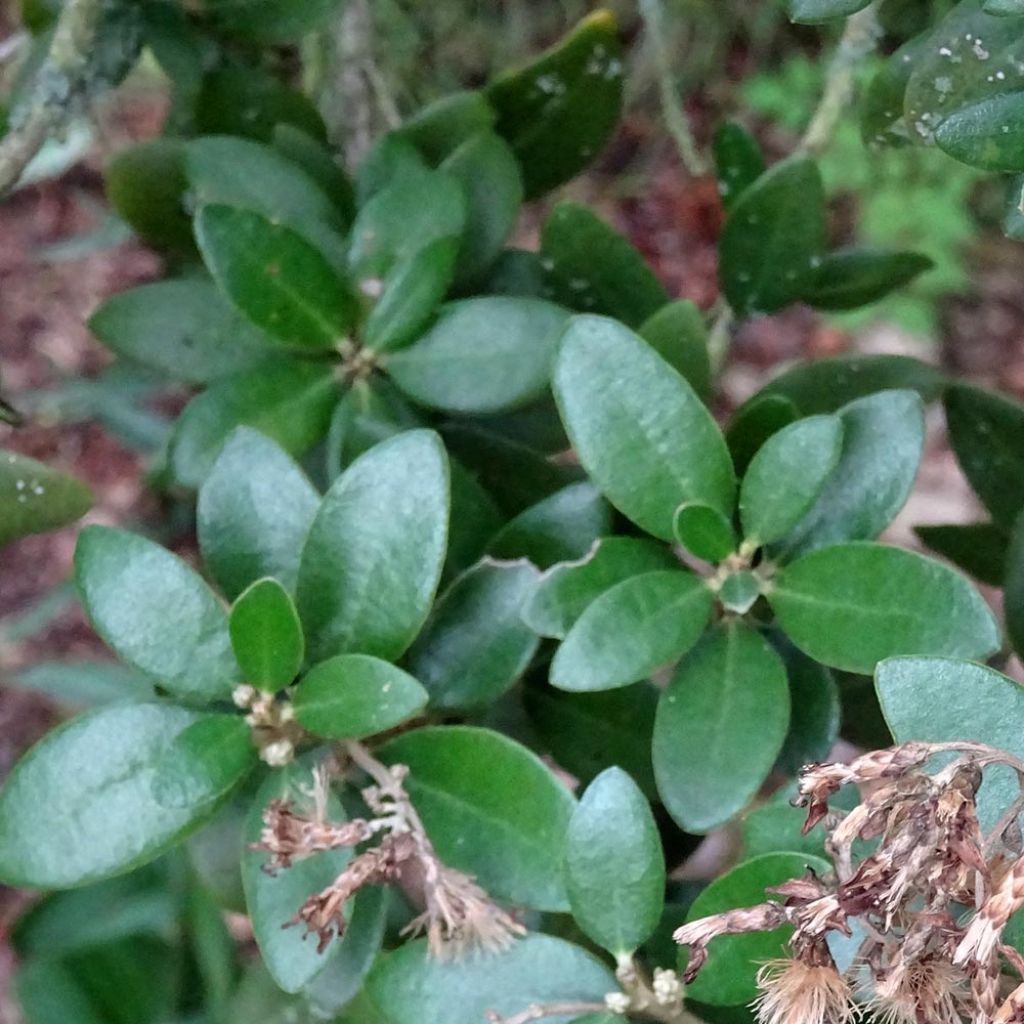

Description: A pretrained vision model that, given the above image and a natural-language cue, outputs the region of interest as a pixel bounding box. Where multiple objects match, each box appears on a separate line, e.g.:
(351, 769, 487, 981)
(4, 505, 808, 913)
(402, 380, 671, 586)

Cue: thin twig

(706, 302, 735, 375)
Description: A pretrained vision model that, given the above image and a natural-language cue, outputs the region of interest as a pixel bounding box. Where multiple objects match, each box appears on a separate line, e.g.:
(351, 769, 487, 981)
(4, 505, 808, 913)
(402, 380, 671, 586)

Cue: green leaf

(553, 315, 735, 540)
(202, 0, 341, 43)
(229, 578, 305, 690)
(775, 639, 841, 776)
(772, 390, 925, 560)
(13, 661, 155, 709)
(151, 714, 255, 809)
(566, 767, 665, 956)
(719, 158, 826, 317)
(441, 130, 523, 286)
(787, 0, 872, 22)
(271, 124, 355, 225)
(769, 542, 1000, 673)
(523, 537, 678, 640)
(524, 679, 659, 799)
(936, 91, 1024, 171)
(292, 654, 427, 739)
(717, 570, 762, 614)
(914, 522, 1009, 587)
(379, 726, 576, 910)
(945, 383, 1024, 527)
(681, 852, 831, 1005)
(169, 360, 338, 489)
(75, 526, 239, 702)
(487, 483, 611, 568)
(296, 430, 450, 663)
(445, 460, 506, 580)
(197, 427, 320, 600)
(653, 623, 790, 833)
(726, 394, 799, 476)
(861, 34, 925, 148)
(539, 202, 670, 327)
(986, 0, 1024, 12)
(89, 280, 274, 384)
(742, 786, 835, 860)
(356, 134, 428, 207)
(0, 450, 92, 546)
(362, 237, 458, 353)
(740, 414, 844, 546)
(403, 561, 540, 711)
(397, 90, 497, 164)
(672, 502, 736, 562)
(637, 300, 712, 401)
(486, 11, 624, 198)
(364, 934, 615, 1024)
(550, 570, 714, 692)
(802, 247, 934, 310)
(195, 205, 355, 351)
(1004, 515, 1024, 659)
(0, 703, 216, 888)
(713, 121, 766, 209)
(242, 763, 352, 993)
(387, 297, 571, 414)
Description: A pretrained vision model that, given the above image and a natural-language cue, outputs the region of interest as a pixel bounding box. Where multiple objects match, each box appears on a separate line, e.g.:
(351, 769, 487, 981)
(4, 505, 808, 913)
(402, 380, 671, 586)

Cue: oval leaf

(672, 502, 736, 562)
(802, 247, 933, 311)
(229, 578, 305, 690)
(0, 450, 92, 547)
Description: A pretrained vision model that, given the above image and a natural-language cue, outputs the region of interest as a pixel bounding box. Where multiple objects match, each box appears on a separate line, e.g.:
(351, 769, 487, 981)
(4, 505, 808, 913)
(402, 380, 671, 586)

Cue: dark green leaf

(198, 427, 320, 600)
(740, 414, 844, 546)
(225, 962, 314, 1024)
(681, 852, 831, 1005)
(379, 726, 576, 910)
(229, 578, 305, 690)
(404, 561, 540, 711)
(553, 315, 735, 540)
(945, 383, 1024, 527)
(151, 714, 255, 809)
(713, 121, 766, 209)
(292, 654, 427, 739)
(726, 394, 800, 476)
(484, 248, 548, 298)
(936, 91, 1024, 171)
(169, 360, 338, 489)
(364, 934, 615, 1024)
(75, 526, 239, 702)
(861, 34, 926, 147)
(566, 767, 665, 956)
(296, 430, 450, 663)
(202, 0, 341, 43)
(397, 90, 497, 164)
(742, 787, 835, 860)
(787, 0, 872, 21)
(802, 247, 934, 310)
(387, 297, 571, 414)
(550, 570, 714, 692)
(770, 542, 1000, 673)
(1004, 514, 1024, 659)
(355, 134, 428, 207)
(673, 502, 736, 562)
(719, 158, 826, 317)
(914, 522, 1009, 587)
(271, 124, 355, 225)
(486, 11, 624, 198)
(654, 623, 790, 833)
(0, 450, 92, 546)
(445, 460, 506, 581)
(540, 202, 669, 327)
(637, 300, 712, 400)
(89, 280, 274, 384)
(0, 703, 215, 888)
(775, 640, 841, 775)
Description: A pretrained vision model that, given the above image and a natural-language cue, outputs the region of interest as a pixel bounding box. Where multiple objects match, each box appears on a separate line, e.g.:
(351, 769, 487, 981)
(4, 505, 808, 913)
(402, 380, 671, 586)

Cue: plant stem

(706, 302, 736, 375)
(638, 0, 708, 178)
(798, 2, 882, 158)
(0, 0, 103, 195)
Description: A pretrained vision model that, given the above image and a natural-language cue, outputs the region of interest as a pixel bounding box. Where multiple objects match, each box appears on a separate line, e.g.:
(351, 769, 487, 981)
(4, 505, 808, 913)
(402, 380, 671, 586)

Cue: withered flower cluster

(675, 741, 1024, 1024)
(253, 746, 525, 959)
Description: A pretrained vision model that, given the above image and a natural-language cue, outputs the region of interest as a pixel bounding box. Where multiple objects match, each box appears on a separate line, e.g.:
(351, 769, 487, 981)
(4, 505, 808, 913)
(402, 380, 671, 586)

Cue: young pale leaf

(403, 561, 539, 710)
(523, 537, 678, 640)
(0, 703, 215, 888)
(487, 482, 611, 568)
(292, 654, 427, 739)
(726, 393, 800, 475)
(195, 205, 355, 351)
(397, 90, 497, 164)
(772, 390, 925, 560)
(770, 542, 1000, 673)
(296, 430, 449, 663)
(787, 0, 872, 22)
(197, 427, 320, 600)
(75, 526, 239, 702)
(229, 578, 305, 690)
(740, 414, 844, 546)
(653, 624, 790, 833)
(637, 299, 712, 400)
(681, 852, 831, 1005)
(0, 450, 92, 546)
(387, 297, 571, 414)
(550, 570, 714, 692)
(242, 764, 352, 993)
(566, 767, 665, 956)
(945, 383, 1024, 528)
(719, 158, 826, 317)
(802, 247, 934, 310)
(378, 726, 576, 910)
(151, 714, 256, 809)
(364, 933, 615, 1024)
(486, 11, 624, 198)
(672, 502, 736, 562)
(88, 280, 274, 385)
(713, 121, 766, 209)
(915, 522, 1009, 587)
(169, 360, 338, 489)
(553, 315, 735, 540)
(539, 202, 670, 327)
